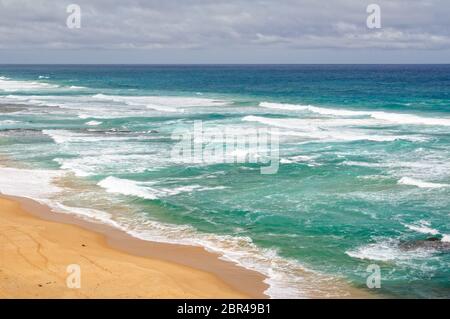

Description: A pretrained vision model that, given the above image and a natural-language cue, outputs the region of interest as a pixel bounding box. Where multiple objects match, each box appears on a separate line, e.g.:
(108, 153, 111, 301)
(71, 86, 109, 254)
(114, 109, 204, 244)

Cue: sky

(0, 0, 449, 64)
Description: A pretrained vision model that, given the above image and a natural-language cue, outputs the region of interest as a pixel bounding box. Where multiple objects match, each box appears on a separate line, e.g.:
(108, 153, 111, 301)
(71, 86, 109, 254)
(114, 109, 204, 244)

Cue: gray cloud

(0, 0, 449, 62)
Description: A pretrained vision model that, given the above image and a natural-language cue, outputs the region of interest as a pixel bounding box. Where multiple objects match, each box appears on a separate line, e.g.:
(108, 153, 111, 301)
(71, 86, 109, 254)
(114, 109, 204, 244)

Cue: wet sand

(0, 194, 268, 298)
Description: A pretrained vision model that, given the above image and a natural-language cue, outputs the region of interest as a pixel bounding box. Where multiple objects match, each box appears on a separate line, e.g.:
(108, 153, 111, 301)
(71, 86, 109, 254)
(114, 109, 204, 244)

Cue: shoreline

(0, 161, 378, 299)
(0, 193, 268, 298)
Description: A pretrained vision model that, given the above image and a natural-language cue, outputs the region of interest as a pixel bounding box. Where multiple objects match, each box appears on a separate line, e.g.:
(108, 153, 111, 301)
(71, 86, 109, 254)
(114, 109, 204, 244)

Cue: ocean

(0, 64, 449, 298)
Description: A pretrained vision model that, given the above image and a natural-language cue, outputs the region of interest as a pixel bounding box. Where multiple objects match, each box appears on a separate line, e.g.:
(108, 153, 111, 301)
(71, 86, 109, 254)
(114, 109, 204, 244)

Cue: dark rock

(399, 237, 450, 252)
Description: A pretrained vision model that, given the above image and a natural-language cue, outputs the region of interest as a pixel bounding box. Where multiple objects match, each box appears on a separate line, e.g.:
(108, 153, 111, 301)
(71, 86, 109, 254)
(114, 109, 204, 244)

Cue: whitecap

(260, 101, 366, 116)
(0, 120, 21, 125)
(398, 177, 448, 189)
(0, 166, 61, 199)
(404, 222, 440, 235)
(92, 94, 228, 113)
(403, 221, 450, 243)
(242, 115, 423, 142)
(259, 101, 450, 126)
(97, 176, 227, 200)
(280, 155, 315, 164)
(346, 239, 434, 262)
(42, 129, 148, 144)
(98, 176, 159, 200)
(85, 120, 102, 126)
(0, 77, 59, 92)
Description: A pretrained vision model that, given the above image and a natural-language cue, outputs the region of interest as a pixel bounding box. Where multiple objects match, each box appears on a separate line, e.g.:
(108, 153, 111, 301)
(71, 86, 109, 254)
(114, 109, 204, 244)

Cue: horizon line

(1, 63, 450, 66)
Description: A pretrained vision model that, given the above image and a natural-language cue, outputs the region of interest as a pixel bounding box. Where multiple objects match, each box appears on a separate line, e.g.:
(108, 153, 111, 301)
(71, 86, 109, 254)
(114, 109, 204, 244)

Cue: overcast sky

(0, 0, 449, 63)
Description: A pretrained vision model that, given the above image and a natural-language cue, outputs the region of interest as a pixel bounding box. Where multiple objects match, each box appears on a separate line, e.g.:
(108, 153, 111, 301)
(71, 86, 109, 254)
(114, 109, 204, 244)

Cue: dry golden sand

(0, 195, 268, 298)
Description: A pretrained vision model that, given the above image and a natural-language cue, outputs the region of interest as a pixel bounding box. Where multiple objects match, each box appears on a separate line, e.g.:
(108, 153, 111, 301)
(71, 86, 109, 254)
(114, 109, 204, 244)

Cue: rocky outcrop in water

(399, 237, 450, 252)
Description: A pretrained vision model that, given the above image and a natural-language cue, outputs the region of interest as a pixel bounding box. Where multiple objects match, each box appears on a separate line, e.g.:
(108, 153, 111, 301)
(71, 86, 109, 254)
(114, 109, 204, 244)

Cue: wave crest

(259, 101, 450, 126)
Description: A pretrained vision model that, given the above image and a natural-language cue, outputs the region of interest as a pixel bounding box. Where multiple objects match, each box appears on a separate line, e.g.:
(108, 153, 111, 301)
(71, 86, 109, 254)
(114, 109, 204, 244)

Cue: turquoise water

(0, 65, 449, 298)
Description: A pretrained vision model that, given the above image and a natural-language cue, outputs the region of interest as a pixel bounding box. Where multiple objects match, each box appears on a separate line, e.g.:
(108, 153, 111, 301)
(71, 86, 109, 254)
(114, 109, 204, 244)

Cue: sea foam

(404, 222, 440, 235)
(97, 176, 227, 200)
(0, 166, 61, 199)
(242, 115, 424, 142)
(85, 120, 102, 126)
(259, 102, 450, 126)
(92, 94, 228, 112)
(0, 77, 59, 92)
(346, 239, 434, 262)
(42, 129, 150, 144)
(398, 177, 448, 189)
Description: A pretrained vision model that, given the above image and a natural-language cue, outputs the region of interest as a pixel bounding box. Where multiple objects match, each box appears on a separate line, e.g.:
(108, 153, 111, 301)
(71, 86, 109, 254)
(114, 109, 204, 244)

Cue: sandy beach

(0, 194, 268, 298)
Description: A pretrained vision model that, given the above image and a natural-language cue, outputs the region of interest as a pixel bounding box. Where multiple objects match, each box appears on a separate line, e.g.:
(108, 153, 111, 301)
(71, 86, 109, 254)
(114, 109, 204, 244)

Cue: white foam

(371, 111, 450, 126)
(404, 222, 439, 235)
(280, 155, 315, 164)
(244, 115, 382, 128)
(0, 77, 59, 92)
(404, 221, 450, 243)
(260, 102, 314, 112)
(85, 120, 102, 126)
(92, 93, 228, 112)
(243, 115, 422, 142)
(346, 239, 433, 262)
(49, 202, 124, 229)
(43, 130, 85, 144)
(98, 176, 159, 200)
(98, 176, 227, 200)
(260, 102, 366, 116)
(53, 158, 92, 177)
(259, 101, 450, 126)
(53, 152, 165, 177)
(0, 120, 21, 125)
(42, 129, 146, 144)
(357, 175, 390, 180)
(145, 103, 179, 112)
(0, 166, 61, 199)
(398, 177, 448, 189)
(2, 92, 229, 118)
